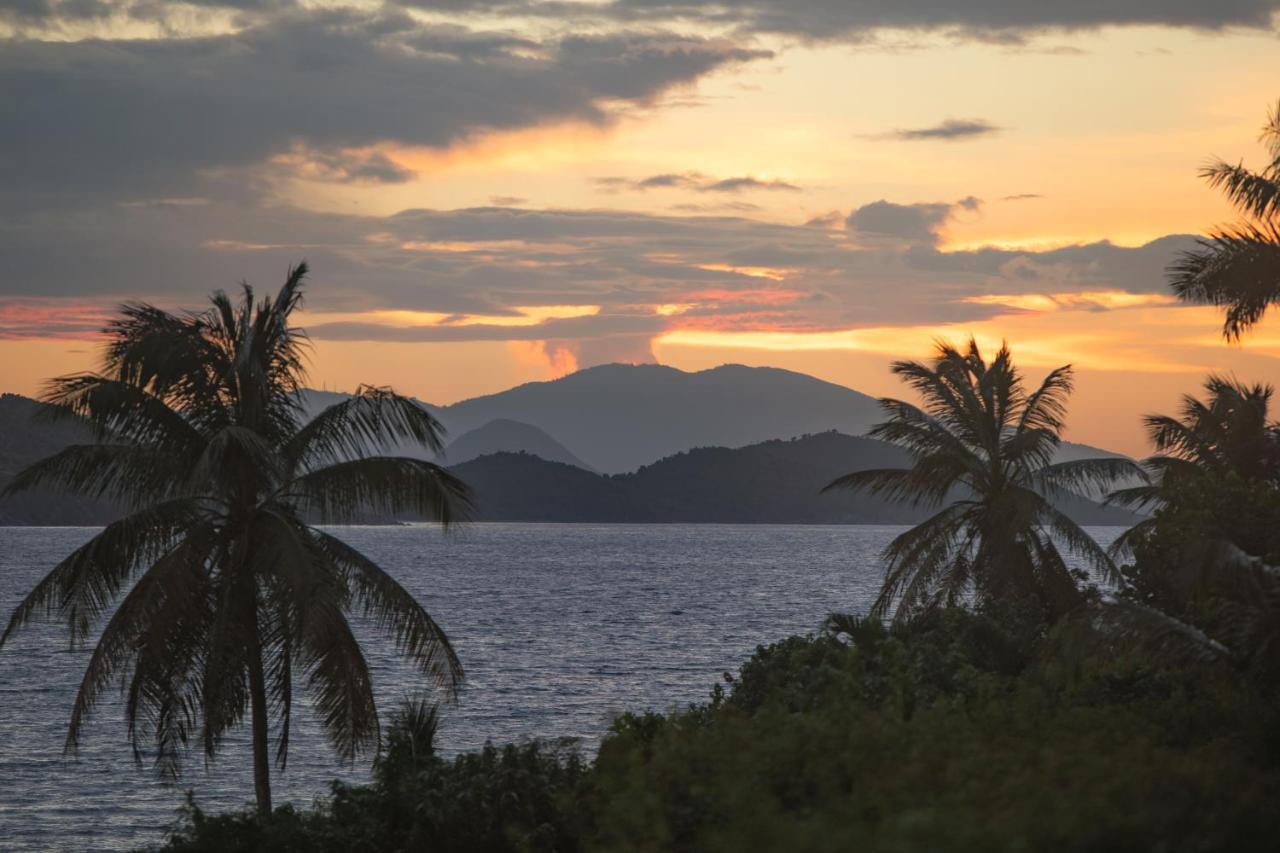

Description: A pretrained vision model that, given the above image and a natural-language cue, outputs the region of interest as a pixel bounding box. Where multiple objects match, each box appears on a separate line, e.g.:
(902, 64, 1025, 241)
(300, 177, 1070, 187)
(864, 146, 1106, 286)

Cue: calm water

(0, 523, 1121, 852)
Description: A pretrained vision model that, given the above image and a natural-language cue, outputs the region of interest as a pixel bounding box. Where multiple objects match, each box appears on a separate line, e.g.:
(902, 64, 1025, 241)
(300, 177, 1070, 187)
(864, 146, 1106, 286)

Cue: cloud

(592, 0, 1280, 42)
(489, 196, 529, 206)
(845, 196, 981, 245)
(271, 145, 417, 184)
(0, 187, 1196, 362)
(0, 11, 769, 209)
(594, 172, 800, 193)
(1002, 193, 1045, 201)
(8, 0, 1279, 47)
(883, 118, 1001, 141)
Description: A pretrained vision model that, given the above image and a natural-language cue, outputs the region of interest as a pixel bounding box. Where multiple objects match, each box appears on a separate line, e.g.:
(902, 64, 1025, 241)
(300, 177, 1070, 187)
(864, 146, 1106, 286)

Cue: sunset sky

(2, 1, 1279, 455)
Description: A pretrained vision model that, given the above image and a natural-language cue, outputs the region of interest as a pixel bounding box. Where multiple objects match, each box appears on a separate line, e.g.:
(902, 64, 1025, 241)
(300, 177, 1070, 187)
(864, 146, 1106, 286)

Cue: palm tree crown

(825, 339, 1141, 623)
(1170, 101, 1280, 338)
(1109, 374, 1280, 547)
(0, 264, 470, 813)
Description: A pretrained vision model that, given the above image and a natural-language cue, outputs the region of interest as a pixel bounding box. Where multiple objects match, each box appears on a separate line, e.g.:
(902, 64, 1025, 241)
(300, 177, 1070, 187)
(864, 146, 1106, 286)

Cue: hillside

(453, 431, 1143, 526)
(0, 394, 119, 525)
(442, 419, 594, 470)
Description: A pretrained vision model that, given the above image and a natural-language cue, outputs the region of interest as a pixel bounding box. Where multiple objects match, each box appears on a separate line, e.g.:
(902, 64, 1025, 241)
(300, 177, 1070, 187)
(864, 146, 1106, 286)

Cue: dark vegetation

(149, 607, 1280, 852)
(452, 431, 1138, 525)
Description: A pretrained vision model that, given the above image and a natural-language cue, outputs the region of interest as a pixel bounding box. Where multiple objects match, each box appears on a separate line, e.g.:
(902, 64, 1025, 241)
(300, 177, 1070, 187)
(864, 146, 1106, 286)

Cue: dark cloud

(884, 118, 1001, 141)
(1003, 193, 1045, 201)
(8, 0, 1278, 44)
(595, 172, 800, 193)
(845, 196, 981, 245)
(571, 0, 1280, 42)
(489, 196, 529, 206)
(0, 11, 768, 209)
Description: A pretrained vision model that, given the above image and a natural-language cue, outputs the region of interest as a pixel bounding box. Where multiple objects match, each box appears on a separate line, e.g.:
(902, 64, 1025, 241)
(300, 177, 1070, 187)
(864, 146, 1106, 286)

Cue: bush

(148, 610, 1280, 853)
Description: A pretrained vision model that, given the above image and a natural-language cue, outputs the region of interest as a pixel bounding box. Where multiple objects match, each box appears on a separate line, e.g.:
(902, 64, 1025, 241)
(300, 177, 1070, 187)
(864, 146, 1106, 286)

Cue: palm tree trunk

(248, 624, 273, 815)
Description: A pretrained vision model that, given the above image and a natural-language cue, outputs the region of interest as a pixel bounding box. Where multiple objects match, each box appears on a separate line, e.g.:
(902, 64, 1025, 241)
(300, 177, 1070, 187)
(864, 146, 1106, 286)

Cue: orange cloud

(0, 300, 114, 340)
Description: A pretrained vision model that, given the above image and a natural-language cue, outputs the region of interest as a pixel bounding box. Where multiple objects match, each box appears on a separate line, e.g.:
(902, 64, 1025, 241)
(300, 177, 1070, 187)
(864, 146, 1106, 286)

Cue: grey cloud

(587, 0, 1280, 41)
(885, 118, 1001, 141)
(394, 0, 1280, 43)
(0, 190, 1197, 348)
(702, 176, 799, 192)
(0, 12, 768, 209)
(671, 201, 762, 212)
(594, 172, 800, 193)
(845, 196, 980, 245)
(489, 196, 529, 206)
(278, 147, 418, 184)
(10, 0, 1279, 43)
(1003, 193, 1045, 201)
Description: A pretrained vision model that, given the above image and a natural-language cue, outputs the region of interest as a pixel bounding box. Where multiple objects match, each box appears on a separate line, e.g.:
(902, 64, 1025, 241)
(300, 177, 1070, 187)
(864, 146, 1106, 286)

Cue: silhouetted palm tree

(1103, 376, 1280, 676)
(1170, 101, 1280, 338)
(1109, 375, 1280, 546)
(825, 339, 1141, 623)
(0, 264, 470, 814)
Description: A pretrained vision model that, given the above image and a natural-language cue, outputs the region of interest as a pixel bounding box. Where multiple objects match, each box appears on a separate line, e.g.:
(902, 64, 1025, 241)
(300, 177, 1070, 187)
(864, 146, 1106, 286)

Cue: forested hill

(451, 431, 1142, 526)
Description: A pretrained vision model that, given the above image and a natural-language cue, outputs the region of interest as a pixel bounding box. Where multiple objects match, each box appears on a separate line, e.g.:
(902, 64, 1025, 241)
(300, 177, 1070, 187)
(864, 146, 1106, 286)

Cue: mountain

(452, 431, 1143, 526)
(442, 419, 594, 470)
(0, 394, 119, 525)
(434, 363, 883, 474)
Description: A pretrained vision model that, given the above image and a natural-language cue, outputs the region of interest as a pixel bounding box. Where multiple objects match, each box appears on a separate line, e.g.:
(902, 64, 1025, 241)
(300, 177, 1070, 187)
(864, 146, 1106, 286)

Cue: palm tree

(824, 338, 1141, 623)
(1170, 100, 1280, 338)
(1103, 376, 1280, 677)
(1109, 375, 1280, 547)
(0, 264, 470, 814)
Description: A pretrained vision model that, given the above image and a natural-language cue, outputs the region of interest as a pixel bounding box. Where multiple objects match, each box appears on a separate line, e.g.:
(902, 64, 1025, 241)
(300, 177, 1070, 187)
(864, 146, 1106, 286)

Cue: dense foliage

(147, 607, 1280, 853)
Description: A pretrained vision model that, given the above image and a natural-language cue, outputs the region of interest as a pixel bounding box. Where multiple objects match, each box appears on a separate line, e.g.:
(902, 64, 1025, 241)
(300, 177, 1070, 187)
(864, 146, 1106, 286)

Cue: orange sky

(1, 8, 1278, 457)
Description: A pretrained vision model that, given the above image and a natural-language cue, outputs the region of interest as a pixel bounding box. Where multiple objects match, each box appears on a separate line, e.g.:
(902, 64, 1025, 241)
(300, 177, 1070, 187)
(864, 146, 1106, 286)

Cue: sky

(1, 1, 1278, 455)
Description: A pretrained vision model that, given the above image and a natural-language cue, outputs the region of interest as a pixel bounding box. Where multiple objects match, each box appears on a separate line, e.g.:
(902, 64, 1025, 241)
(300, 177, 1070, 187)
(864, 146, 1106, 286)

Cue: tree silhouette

(825, 338, 1140, 623)
(0, 264, 470, 813)
(1171, 101, 1280, 338)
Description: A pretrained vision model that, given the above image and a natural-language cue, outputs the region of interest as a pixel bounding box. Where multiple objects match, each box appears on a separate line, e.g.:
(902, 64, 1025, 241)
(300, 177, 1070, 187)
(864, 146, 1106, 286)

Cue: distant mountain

(452, 431, 1143, 526)
(435, 363, 884, 473)
(0, 394, 119, 525)
(308, 370, 1132, 476)
(442, 419, 594, 471)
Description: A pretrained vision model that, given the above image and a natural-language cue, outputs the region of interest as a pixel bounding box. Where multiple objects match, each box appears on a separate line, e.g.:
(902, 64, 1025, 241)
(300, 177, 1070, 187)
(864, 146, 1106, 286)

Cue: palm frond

(1169, 221, 1280, 339)
(1, 499, 206, 649)
(3, 444, 191, 509)
(1202, 159, 1280, 222)
(314, 530, 463, 696)
(288, 457, 472, 525)
(1035, 457, 1147, 499)
(285, 385, 447, 472)
(67, 527, 215, 761)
